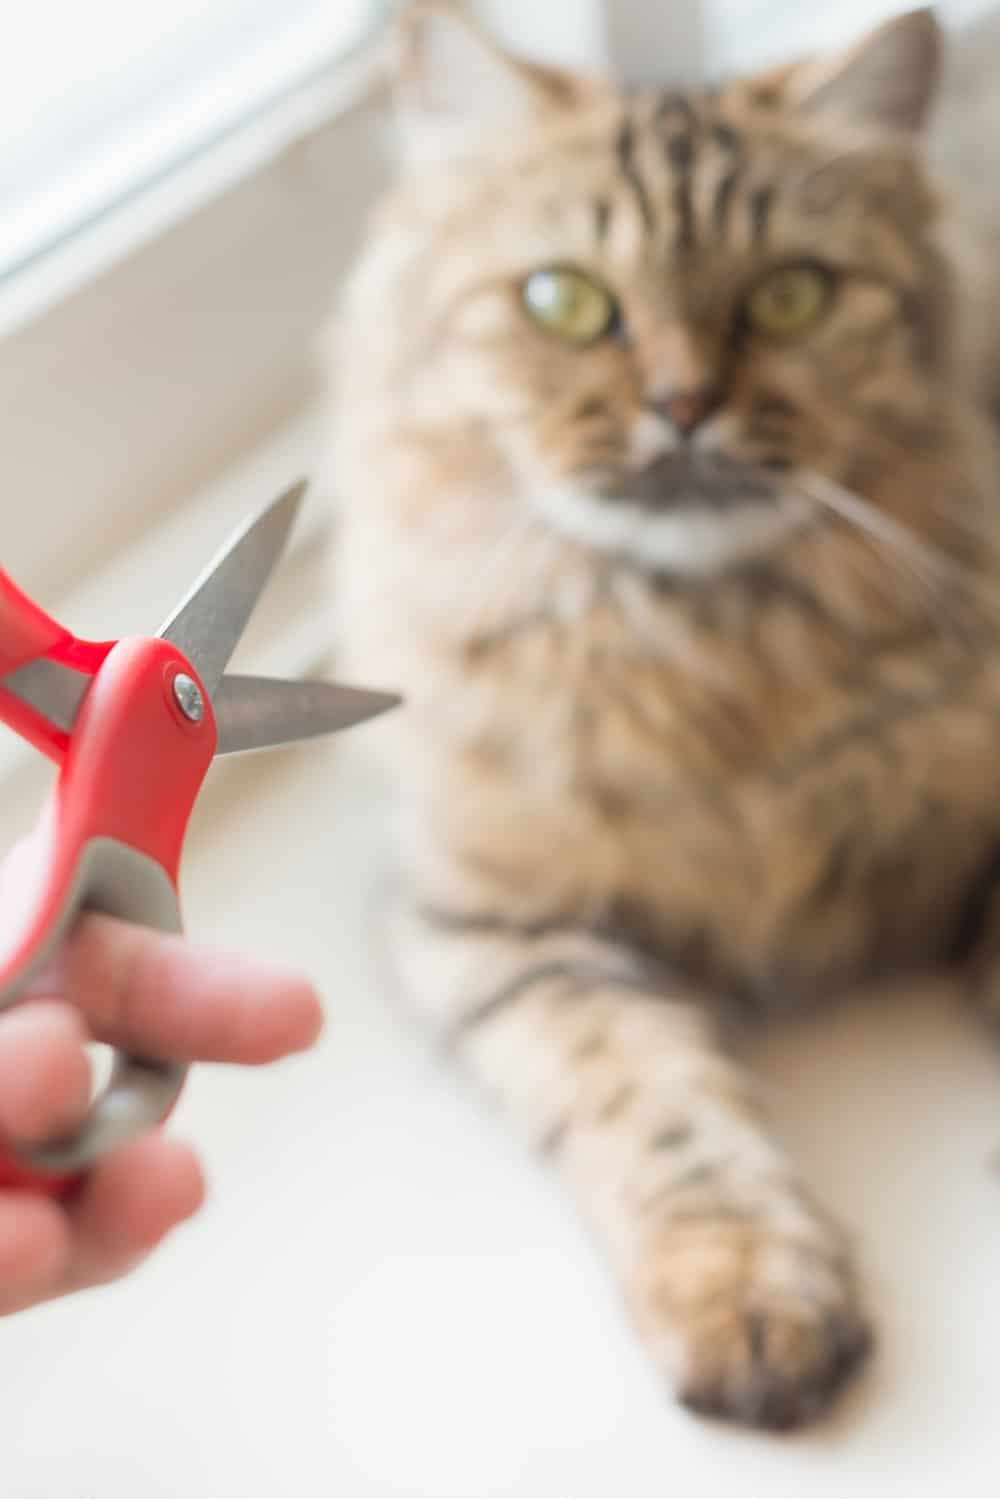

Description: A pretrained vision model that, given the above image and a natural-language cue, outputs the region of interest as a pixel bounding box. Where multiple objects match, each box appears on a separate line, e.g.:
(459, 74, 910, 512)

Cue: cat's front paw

(630, 1217, 871, 1430)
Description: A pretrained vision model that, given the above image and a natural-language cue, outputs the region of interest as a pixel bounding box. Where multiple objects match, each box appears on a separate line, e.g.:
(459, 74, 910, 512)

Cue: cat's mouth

(592, 450, 779, 512)
(528, 453, 810, 577)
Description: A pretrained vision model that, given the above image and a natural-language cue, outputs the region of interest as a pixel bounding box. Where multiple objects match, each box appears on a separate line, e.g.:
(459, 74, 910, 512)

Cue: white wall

(706, 0, 1000, 71)
(474, 0, 1000, 80)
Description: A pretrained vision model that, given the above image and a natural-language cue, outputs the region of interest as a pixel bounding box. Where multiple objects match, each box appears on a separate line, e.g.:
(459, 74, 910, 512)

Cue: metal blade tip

(211, 675, 401, 756)
(268, 477, 309, 527)
(157, 477, 311, 698)
(355, 690, 402, 722)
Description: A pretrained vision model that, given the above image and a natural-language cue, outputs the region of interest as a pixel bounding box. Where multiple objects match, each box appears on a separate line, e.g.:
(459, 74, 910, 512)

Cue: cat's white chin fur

(528, 483, 813, 576)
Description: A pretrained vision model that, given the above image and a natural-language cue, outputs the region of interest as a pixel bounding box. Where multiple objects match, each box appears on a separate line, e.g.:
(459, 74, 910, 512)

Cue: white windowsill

(0, 83, 390, 608)
(0, 41, 384, 345)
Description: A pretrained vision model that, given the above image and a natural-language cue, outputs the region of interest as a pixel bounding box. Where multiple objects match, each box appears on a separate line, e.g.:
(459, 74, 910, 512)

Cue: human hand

(0, 913, 322, 1314)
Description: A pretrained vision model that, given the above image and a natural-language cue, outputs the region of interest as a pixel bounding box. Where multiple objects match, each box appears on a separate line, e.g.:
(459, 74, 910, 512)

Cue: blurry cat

(327, 3, 1000, 1428)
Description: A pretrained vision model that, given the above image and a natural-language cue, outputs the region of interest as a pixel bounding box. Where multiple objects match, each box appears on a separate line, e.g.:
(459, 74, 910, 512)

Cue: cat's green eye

(521, 267, 619, 345)
(744, 264, 833, 339)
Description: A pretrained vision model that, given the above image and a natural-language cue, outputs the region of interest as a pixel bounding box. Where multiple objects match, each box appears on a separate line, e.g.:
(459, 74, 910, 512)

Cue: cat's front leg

(391, 894, 871, 1430)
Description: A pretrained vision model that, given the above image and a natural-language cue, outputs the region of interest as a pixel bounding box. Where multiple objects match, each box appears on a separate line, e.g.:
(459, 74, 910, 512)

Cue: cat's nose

(657, 386, 722, 438)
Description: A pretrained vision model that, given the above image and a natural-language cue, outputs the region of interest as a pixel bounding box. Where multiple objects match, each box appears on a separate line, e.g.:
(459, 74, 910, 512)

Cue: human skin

(0, 907, 323, 1315)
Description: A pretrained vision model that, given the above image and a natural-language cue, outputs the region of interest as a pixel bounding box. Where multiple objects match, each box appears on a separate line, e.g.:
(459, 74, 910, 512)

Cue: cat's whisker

(792, 469, 983, 643)
(707, 450, 977, 641)
(794, 472, 966, 587)
(835, 527, 963, 648)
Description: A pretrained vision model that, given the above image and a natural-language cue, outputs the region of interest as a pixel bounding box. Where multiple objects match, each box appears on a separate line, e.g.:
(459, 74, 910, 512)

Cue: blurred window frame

(0, 5, 391, 600)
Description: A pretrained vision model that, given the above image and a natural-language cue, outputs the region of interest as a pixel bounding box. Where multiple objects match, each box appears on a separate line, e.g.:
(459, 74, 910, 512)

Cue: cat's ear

(789, 9, 943, 133)
(392, 1, 586, 166)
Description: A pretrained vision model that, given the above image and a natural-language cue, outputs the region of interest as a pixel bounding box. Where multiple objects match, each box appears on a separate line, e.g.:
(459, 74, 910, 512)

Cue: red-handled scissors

(0, 481, 396, 1197)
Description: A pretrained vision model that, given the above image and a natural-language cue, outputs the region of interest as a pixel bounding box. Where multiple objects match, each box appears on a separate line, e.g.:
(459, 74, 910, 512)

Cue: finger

(53, 916, 324, 1064)
(64, 1134, 205, 1291)
(0, 1003, 92, 1144)
(0, 1192, 72, 1316)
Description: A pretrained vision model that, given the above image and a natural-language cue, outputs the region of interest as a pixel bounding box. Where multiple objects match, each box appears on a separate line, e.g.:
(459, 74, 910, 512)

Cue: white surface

(1, 733, 1000, 1496)
(0, 0, 380, 280)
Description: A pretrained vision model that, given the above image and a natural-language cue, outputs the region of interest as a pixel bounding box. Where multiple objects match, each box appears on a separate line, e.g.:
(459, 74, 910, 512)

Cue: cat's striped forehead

(478, 87, 935, 291)
(608, 93, 779, 258)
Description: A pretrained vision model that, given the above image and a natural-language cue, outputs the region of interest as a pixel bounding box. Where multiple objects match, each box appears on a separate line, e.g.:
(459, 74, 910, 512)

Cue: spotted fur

(327, 5, 1000, 1428)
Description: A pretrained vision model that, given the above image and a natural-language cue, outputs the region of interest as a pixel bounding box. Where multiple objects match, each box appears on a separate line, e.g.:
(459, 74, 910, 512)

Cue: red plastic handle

(0, 570, 69, 677)
(0, 637, 218, 1196)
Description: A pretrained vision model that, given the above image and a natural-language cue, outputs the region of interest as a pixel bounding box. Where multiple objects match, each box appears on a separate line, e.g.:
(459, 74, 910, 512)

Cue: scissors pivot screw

(172, 673, 204, 724)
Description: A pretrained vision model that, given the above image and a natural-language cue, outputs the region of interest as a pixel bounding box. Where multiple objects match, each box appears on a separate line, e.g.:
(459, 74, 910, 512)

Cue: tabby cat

(328, 3, 1000, 1428)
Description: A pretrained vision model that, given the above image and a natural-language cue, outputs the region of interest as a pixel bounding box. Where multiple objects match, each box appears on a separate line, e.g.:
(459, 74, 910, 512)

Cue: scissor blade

(157, 481, 306, 699)
(213, 674, 400, 757)
(1, 659, 91, 732)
